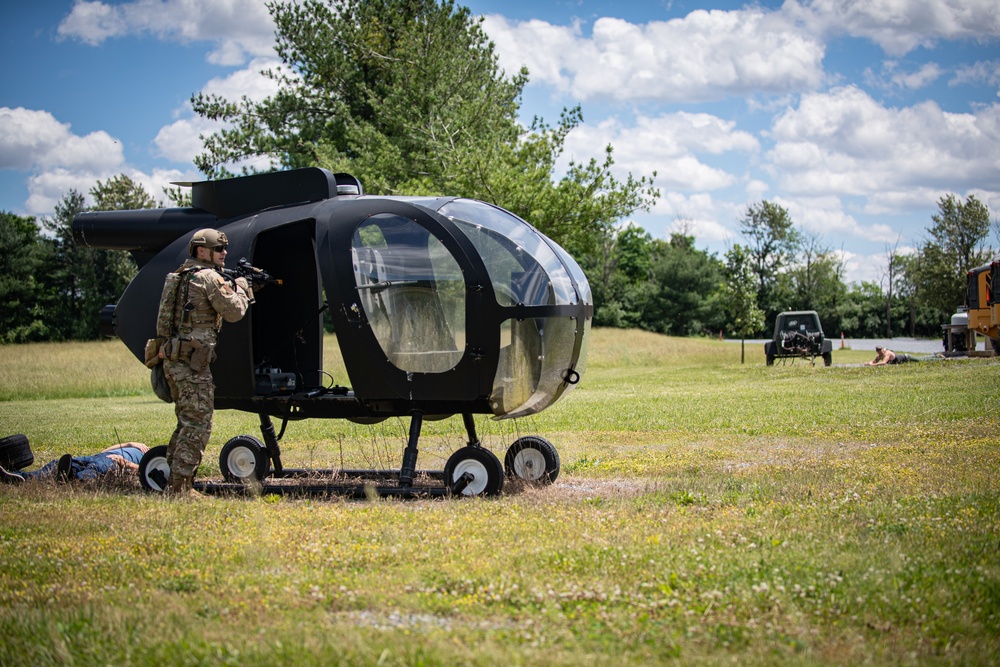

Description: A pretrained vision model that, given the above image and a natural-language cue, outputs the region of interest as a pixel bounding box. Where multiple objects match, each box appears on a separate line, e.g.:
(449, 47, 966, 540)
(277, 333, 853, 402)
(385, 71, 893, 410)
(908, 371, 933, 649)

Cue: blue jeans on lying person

(22, 446, 146, 481)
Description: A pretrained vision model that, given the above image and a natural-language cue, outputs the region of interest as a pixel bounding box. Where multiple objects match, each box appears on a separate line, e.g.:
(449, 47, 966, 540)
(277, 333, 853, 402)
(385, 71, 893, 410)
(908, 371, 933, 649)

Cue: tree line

(579, 193, 995, 342)
(1, 0, 995, 344)
(1, 175, 161, 343)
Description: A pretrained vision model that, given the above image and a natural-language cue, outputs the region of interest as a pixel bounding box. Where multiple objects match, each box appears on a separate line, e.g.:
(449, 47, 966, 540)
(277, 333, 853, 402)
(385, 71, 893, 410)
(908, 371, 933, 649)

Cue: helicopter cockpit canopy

(349, 197, 591, 419)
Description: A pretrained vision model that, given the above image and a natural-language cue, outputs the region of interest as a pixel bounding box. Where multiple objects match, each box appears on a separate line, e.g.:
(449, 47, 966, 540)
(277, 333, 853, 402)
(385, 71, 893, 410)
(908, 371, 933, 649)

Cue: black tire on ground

(504, 436, 560, 484)
(219, 435, 270, 483)
(138, 445, 170, 492)
(823, 352, 832, 367)
(766, 355, 775, 366)
(443, 446, 504, 497)
(0, 434, 34, 471)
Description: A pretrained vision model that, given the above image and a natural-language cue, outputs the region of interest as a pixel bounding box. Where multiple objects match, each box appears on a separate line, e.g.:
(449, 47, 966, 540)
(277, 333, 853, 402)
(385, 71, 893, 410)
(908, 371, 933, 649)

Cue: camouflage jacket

(156, 258, 253, 347)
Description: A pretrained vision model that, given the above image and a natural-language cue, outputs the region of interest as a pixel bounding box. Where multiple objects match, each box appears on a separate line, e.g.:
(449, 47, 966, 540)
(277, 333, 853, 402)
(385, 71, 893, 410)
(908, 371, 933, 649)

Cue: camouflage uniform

(157, 257, 252, 481)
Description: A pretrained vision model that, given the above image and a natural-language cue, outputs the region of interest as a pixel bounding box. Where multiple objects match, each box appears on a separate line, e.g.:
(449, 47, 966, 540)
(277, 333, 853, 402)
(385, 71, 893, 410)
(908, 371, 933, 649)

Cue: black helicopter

(73, 167, 592, 497)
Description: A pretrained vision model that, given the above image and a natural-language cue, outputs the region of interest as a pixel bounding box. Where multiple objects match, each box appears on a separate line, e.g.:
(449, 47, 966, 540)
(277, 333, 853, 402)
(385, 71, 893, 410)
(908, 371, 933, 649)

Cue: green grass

(0, 329, 998, 666)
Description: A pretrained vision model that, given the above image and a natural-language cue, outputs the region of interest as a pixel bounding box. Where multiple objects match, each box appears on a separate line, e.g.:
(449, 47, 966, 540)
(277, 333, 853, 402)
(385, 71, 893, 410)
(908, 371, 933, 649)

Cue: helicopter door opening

(351, 215, 466, 373)
(249, 219, 323, 392)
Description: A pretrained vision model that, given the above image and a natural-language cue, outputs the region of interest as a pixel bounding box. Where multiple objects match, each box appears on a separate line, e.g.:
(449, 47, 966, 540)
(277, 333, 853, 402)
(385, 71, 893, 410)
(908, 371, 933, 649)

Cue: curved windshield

(439, 199, 581, 307)
(436, 199, 591, 419)
(351, 214, 465, 373)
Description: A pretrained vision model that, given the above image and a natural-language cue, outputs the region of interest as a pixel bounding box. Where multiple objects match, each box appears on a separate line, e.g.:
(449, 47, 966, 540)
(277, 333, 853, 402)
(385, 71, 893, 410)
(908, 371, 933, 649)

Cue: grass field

(0, 330, 998, 666)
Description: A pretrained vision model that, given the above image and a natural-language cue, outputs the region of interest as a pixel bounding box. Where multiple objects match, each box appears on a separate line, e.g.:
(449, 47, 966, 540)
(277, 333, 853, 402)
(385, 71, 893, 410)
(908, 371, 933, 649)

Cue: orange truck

(965, 260, 1000, 354)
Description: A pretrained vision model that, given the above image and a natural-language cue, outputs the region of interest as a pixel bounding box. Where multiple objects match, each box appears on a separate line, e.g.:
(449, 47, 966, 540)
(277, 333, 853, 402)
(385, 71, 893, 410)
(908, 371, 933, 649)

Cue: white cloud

(766, 86, 1000, 205)
(951, 59, 1000, 88)
(864, 60, 945, 92)
(745, 180, 770, 200)
(891, 62, 944, 90)
(153, 117, 219, 164)
(645, 192, 739, 244)
(482, 9, 826, 103)
(198, 57, 286, 101)
(773, 195, 899, 244)
(24, 170, 95, 216)
(142, 166, 201, 202)
(57, 0, 276, 65)
(24, 166, 200, 216)
(0, 107, 208, 215)
(836, 249, 882, 285)
(562, 112, 758, 191)
(0, 107, 124, 172)
(657, 192, 734, 245)
(863, 187, 955, 214)
(783, 0, 1000, 57)
(154, 58, 284, 164)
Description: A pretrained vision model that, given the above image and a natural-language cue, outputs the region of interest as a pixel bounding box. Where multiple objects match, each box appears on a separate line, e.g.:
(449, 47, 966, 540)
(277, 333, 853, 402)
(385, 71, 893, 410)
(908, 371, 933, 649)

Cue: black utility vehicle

(764, 310, 832, 366)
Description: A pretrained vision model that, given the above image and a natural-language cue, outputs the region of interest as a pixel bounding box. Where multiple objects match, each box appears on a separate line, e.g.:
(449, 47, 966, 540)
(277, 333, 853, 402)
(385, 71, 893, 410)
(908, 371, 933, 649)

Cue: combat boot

(168, 472, 184, 495)
(178, 475, 205, 500)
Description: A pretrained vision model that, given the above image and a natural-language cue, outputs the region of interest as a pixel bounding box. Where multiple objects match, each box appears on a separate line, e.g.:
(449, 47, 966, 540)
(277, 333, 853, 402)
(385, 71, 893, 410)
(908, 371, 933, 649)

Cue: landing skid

(139, 412, 560, 498)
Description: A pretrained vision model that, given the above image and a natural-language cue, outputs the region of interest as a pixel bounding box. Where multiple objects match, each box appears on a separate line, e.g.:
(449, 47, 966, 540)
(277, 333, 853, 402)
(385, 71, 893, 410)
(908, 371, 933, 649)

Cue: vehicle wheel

(766, 354, 775, 366)
(219, 435, 270, 483)
(823, 352, 832, 366)
(504, 436, 560, 484)
(443, 446, 504, 497)
(138, 445, 170, 492)
(0, 434, 34, 471)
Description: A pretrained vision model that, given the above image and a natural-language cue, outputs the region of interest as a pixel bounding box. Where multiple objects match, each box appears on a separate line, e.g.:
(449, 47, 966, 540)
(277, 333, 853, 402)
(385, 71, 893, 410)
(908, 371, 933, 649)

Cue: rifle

(223, 257, 282, 289)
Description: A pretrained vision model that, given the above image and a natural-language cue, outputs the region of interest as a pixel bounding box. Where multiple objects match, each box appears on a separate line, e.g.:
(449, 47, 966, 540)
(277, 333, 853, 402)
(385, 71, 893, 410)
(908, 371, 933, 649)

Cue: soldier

(156, 229, 254, 497)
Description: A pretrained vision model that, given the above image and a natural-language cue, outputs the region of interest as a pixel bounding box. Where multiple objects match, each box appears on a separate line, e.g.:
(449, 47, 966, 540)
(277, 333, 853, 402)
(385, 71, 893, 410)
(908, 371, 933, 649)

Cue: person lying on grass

(0, 442, 149, 484)
(865, 346, 919, 366)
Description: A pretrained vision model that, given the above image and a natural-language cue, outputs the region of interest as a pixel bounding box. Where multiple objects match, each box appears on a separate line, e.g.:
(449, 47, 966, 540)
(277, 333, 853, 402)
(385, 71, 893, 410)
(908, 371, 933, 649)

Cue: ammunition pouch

(143, 337, 165, 369)
(160, 337, 181, 362)
(185, 338, 216, 373)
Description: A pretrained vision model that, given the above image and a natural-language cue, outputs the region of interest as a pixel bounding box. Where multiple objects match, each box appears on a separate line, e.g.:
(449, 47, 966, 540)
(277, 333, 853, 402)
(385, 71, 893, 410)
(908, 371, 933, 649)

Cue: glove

(234, 276, 255, 303)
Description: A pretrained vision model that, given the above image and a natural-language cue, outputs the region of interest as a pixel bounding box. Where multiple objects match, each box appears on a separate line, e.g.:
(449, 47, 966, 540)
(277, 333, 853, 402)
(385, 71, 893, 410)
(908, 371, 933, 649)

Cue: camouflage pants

(164, 359, 215, 478)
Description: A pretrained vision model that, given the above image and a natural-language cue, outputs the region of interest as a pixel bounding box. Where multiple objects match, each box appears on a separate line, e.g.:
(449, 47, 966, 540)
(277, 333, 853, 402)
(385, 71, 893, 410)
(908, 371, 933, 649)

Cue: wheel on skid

(443, 446, 504, 497)
(0, 434, 34, 471)
(138, 445, 170, 492)
(504, 436, 560, 484)
(219, 435, 270, 483)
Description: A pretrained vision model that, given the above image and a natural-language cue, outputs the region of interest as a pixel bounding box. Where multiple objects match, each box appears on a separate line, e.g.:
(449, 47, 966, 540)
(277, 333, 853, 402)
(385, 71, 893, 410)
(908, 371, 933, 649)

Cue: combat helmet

(188, 228, 228, 256)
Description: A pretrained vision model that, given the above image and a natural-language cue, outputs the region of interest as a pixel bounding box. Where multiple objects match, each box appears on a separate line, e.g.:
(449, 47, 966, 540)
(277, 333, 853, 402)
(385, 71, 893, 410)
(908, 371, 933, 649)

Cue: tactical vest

(156, 267, 222, 337)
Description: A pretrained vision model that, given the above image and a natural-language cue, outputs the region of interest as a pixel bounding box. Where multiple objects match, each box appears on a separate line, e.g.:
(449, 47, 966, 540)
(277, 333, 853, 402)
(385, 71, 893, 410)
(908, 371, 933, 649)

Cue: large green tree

(912, 194, 992, 319)
(194, 0, 524, 186)
(738, 200, 801, 327)
(192, 0, 656, 254)
(640, 233, 724, 336)
(582, 223, 652, 328)
(721, 244, 765, 363)
(782, 233, 848, 337)
(0, 211, 52, 342)
(41, 175, 154, 339)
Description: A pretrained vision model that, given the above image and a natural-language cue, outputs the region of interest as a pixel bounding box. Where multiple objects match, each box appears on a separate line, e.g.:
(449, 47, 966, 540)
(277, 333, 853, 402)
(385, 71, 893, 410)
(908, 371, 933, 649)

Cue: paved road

(726, 338, 949, 354)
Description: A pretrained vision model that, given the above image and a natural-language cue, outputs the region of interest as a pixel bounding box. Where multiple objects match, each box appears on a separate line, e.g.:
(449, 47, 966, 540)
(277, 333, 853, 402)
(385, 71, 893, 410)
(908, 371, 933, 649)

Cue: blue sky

(2, 0, 998, 285)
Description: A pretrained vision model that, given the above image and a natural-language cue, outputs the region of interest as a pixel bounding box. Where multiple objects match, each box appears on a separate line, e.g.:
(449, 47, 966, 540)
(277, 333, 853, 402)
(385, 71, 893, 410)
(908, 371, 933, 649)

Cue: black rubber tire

(823, 352, 832, 367)
(504, 436, 560, 484)
(219, 435, 270, 483)
(766, 354, 775, 366)
(138, 445, 170, 493)
(443, 446, 504, 497)
(0, 434, 34, 471)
